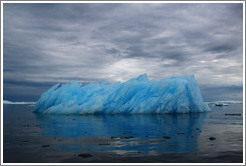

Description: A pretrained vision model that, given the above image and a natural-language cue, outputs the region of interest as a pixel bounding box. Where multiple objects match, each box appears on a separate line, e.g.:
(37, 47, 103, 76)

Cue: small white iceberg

(3, 100, 36, 105)
(208, 100, 243, 107)
(214, 103, 229, 106)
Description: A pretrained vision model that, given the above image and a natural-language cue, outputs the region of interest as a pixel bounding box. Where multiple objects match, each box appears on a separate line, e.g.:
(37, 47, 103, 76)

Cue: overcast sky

(3, 3, 244, 102)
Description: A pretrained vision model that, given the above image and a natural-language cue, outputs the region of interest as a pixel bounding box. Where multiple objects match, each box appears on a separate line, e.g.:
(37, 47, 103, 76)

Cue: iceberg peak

(135, 73, 148, 82)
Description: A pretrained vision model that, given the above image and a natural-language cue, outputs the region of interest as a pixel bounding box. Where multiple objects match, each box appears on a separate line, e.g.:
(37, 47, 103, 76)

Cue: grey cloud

(3, 3, 243, 101)
(207, 44, 238, 54)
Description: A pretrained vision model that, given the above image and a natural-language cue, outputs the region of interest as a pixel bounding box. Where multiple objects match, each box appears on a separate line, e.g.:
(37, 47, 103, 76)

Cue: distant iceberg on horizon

(34, 74, 211, 114)
(3, 100, 36, 105)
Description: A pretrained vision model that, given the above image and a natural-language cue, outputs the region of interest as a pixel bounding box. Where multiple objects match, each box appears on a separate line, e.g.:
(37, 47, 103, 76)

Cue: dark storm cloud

(3, 3, 243, 101)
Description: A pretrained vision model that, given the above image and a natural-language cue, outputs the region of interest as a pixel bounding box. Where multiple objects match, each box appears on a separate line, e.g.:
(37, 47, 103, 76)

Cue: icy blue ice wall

(35, 74, 210, 114)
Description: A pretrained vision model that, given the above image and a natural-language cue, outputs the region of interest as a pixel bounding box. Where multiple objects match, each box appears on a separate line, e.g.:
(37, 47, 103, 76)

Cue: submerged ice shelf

(35, 74, 210, 114)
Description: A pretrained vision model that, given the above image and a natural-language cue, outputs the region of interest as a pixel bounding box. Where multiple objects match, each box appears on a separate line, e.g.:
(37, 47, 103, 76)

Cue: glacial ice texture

(35, 74, 211, 114)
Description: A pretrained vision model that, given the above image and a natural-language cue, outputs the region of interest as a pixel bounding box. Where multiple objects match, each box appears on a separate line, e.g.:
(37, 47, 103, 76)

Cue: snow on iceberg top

(34, 74, 211, 114)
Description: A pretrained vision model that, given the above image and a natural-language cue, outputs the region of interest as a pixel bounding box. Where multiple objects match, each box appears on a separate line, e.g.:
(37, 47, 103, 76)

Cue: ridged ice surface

(34, 74, 210, 114)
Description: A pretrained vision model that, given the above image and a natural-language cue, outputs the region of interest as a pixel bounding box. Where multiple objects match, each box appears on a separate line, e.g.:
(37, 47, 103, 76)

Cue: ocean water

(3, 103, 243, 163)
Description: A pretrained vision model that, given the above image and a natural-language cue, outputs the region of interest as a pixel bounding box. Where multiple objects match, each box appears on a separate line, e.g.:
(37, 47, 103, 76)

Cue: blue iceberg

(35, 74, 210, 114)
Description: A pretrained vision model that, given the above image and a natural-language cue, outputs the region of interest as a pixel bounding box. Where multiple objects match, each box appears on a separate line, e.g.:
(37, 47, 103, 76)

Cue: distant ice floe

(35, 74, 211, 114)
(3, 100, 36, 105)
(206, 101, 243, 106)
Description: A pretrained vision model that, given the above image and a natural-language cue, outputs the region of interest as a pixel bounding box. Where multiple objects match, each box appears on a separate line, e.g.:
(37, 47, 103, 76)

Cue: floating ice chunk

(214, 103, 229, 106)
(34, 74, 210, 114)
(3, 100, 36, 105)
(207, 100, 243, 106)
(3, 100, 13, 104)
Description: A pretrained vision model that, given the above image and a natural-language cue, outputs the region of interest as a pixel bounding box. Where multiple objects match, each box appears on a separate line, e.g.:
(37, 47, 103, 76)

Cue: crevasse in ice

(34, 74, 211, 114)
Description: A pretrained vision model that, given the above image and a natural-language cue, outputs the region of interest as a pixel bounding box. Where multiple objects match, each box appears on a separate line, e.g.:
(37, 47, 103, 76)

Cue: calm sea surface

(3, 103, 243, 163)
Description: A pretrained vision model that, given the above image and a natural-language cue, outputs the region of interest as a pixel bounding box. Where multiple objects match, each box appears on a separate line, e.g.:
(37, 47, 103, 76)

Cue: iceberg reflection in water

(34, 112, 210, 154)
